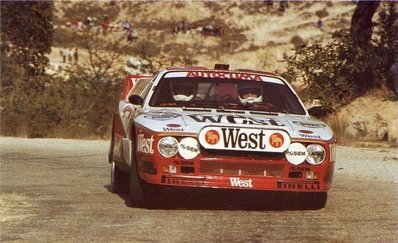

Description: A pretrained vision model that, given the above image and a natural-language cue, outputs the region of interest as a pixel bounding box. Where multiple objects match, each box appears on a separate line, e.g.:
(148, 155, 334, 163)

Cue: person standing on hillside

(123, 19, 131, 33)
(316, 18, 323, 29)
(389, 56, 398, 98)
(60, 47, 67, 63)
(73, 48, 79, 64)
(279, 0, 288, 15)
(102, 15, 110, 36)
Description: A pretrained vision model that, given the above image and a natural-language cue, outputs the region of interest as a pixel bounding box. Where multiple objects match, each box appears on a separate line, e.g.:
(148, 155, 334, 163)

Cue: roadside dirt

(1, 137, 397, 242)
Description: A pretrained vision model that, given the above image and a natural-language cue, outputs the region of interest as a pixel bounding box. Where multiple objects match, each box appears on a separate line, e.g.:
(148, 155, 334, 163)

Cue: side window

(128, 78, 153, 99)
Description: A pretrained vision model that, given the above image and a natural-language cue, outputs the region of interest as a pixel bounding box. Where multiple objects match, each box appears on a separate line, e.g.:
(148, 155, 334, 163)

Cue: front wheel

(299, 192, 328, 209)
(129, 140, 161, 208)
(129, 158, 146, 207)
(110, 161, 128, 193)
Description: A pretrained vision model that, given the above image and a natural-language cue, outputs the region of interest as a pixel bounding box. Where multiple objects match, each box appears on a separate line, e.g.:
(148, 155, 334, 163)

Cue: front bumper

(139, 156, 335, 192)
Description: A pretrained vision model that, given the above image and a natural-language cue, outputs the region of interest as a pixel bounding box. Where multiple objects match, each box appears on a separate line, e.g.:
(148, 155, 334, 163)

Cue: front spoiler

(155, 174, 329, 192)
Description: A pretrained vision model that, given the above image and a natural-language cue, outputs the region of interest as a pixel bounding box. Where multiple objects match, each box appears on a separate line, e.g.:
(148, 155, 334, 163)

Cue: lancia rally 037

(108, 64, 336, 208)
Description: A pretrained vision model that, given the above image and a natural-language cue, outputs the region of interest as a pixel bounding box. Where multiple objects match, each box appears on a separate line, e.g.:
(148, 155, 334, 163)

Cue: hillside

(50, 1, 397, 146)
(51, 1, 356, 70)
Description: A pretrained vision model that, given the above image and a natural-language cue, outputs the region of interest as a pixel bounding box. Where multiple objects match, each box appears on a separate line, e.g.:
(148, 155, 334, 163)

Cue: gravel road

(1, 137, 397, 242)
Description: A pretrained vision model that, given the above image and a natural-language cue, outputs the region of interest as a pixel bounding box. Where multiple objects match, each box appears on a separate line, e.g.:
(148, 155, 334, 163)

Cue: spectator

(316, 18, 323, 29)
(85, 17, 93, 29)
(60, 47, 67, 63)
(389, 56, 398, 98)
(127, 29, 139, 41)
(265, 0, 273, 10)
(173, 25, 179, 36)
(102, 15, 110, 36)
(123, 19, 132, 33)
(68, 48, 73, 63)
(71, 18, 79, 31)
(73, 48, 79, 64)
(77, 21, 84, 31)
(178, 20, 186, 33)
(279, 0, 288, 15)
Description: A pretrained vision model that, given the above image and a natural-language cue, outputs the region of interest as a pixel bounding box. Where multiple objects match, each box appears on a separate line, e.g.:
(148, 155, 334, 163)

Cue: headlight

(306, 144, 326, 165)
(158, 137, 178, 158)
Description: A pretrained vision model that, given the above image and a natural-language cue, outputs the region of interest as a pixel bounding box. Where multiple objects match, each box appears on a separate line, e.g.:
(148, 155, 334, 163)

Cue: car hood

(134, 110, 334, 142)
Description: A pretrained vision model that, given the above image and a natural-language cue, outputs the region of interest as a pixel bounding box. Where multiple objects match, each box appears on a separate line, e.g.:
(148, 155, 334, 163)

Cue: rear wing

(121, 74, 153, 100)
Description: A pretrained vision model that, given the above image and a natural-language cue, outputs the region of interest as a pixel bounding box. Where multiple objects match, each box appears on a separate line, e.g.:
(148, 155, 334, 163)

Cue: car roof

(164, 65, 278, 77)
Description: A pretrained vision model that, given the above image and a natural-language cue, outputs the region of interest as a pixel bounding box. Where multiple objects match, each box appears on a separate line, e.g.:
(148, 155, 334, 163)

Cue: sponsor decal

(297, 129, 321, 139)
(285, 142, 307, 165)
(298, 133, 321, 139)
(199, 127, 290, 152)
(188, 114, 285, 126)
(298, 130, 313, 134)
(137, 134, 154, 154)
(173, 160, 194, 166)
(187, 71, 262, 81)
(290, 166, 311, 172)
(178, 137, 200, 160)
(269, 133, 284, 148)
(144, 113, 179, 121)
(205, 130, 220, 145)
(277, 181, 320, 190)
(223, 128, 266, 149)
(163, 124, 183, 132)
(230, 177, 253, 188)
(293, 121, 326, 128)
(167, 123, 181, 127)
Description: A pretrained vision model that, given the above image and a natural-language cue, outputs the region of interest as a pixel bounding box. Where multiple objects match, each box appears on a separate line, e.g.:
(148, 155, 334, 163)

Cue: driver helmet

(170, 79, 197, 101)
(238, 82, 263, 104)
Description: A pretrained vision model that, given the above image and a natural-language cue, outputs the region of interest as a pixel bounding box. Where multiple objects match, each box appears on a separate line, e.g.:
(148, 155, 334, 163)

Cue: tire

(108, 121, 115, 163)
(129, 140, 146, 208)
(129, 139, 161, 208)
(110, 161, 128, 193)
(313, 192, 328, 209)
(300, 192, 328, 210)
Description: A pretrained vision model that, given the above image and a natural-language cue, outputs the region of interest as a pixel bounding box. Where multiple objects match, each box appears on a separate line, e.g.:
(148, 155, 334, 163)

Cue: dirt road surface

(1, 137, 397, 242)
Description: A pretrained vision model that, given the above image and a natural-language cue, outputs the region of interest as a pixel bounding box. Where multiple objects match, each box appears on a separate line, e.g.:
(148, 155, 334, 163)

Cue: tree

(53, 31, 126, 138)
(1, 1, 53, 75)
(350, 1, 380, 49)
(282, 2, 396, 114)
(1, 1, 54, 137)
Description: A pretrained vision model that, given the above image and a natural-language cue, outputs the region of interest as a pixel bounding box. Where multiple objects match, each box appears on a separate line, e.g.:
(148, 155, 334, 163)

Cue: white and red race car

(109, 64, 336, 208)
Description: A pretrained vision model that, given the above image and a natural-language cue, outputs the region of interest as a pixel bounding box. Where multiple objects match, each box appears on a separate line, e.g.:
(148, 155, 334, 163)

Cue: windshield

(149, 71, 306, 115)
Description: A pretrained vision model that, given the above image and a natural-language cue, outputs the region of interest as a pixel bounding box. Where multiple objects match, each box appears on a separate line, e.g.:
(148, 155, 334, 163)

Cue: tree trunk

(350, 1, 380, 48)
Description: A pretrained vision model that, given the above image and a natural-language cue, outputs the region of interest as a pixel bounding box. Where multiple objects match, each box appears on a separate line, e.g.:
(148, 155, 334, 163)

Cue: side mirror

(128, 95, 144, 106)
(308, 106, 327, 118)
(306, 99, 326, 118)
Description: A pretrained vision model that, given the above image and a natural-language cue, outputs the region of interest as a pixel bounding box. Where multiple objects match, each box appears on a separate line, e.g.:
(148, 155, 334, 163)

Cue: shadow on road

(105, 184, 326, 211)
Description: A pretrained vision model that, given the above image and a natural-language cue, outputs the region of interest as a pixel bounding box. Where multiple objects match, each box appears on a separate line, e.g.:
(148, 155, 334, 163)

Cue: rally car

(108, 64, 336, 208)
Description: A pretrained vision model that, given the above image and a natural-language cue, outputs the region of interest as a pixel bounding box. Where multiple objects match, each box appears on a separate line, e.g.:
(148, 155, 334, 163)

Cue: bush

(281, 29, 395, 113)
(281, 2, 396, 114)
